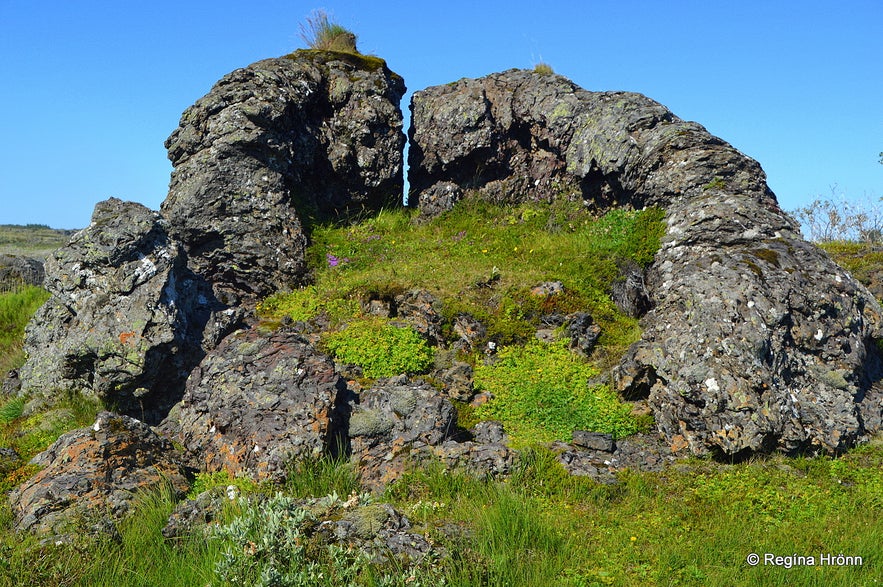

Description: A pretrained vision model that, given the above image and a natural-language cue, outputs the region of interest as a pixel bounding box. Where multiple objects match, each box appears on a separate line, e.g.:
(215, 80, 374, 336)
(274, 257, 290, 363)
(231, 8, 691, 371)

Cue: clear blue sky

(1, 0, 880, 229)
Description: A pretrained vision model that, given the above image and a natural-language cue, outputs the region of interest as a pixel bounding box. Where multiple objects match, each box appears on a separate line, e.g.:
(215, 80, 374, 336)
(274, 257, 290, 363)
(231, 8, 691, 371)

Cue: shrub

(323, 317, 433, 379)
(299, 9, 358, 54)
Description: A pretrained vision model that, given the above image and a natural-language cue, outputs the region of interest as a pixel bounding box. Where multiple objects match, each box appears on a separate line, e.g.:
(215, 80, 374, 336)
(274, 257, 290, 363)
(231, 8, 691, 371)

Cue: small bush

(299, 9, 358, 54)
(323, 317, 433, 379)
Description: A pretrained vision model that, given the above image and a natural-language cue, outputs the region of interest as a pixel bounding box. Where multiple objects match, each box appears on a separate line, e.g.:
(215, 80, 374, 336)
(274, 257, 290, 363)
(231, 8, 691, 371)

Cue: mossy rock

(348, 408, 394, 437)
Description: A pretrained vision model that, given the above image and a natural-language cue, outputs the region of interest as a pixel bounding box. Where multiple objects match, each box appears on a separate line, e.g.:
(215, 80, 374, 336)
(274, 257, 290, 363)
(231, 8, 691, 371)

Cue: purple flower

(326, 253, 339, 267)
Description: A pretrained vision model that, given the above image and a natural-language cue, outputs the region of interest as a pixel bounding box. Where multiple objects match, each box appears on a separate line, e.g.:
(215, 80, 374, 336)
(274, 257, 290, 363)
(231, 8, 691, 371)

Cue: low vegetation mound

(259, 198, 665, 445)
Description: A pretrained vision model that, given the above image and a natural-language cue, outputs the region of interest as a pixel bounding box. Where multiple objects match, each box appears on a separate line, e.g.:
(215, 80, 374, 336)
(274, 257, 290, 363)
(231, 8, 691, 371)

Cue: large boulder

(347, 376, 458, 489)
(161, 328, 345, 481)
(409, 70, 883, 456)
(0, 255, 45, 290)
(18, 198, 238, 422)
(8, 412, 191, 536)
(162, 50, 406, 302)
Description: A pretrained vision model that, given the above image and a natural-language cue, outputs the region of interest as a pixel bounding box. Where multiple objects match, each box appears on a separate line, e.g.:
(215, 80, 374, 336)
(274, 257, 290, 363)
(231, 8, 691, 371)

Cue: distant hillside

(0, 224, 76, 258)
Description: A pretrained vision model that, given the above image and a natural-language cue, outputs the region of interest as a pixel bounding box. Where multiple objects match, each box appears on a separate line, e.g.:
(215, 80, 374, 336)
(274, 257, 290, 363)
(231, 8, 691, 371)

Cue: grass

(258, 198, 664, 439)
(0, 286, 49, 375)
(0, 440, 881, 585)
(259, 199, 664, 359)
(299, 9, 359, 54)
(0, 224, 72, 258)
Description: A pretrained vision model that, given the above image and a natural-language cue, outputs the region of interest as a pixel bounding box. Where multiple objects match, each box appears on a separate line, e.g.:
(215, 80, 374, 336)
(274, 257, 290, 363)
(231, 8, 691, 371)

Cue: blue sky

(1, 0, 880, 229)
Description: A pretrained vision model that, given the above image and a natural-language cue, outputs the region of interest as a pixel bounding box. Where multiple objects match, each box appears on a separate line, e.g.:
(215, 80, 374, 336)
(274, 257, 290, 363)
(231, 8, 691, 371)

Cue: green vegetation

(0, 286, 49, 374)
(257, 198, 664, 438)
(324, 317, 434, 379)
(0, 224, 72, 258)
(299, 9, 359, 53)
(6, 444, 881, 585)
(703, 176, 727, 191)
(260, 199, 664, 356)
(474, 339, 641, 445)
(818, 240, 883, 286)
(534, 62, 555, 75)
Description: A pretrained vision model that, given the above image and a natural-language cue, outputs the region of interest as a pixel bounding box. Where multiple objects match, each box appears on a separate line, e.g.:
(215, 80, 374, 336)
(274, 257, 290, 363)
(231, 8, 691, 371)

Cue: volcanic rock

(8, 412, 190, 536)
(161, 328, 345, 481)
(162, 50, 406, 302)
(409, 69, 883, 456)
(18, 198, 238, 422)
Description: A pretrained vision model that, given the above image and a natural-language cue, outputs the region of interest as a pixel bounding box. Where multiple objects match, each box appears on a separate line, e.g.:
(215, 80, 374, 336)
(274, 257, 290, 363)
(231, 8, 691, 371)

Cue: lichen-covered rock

(18, 198, 238, 421)
(410, 69, 883, 456)
(8, 412, 190, 536)
(162, 328, 344, 481)
(347, 376, 457, 489)
(162, 51, 406, 302)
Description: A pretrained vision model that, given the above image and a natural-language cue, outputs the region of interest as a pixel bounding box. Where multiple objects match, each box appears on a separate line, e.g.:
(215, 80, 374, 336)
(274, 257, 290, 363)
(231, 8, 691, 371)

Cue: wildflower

(326, 253, 339, 267)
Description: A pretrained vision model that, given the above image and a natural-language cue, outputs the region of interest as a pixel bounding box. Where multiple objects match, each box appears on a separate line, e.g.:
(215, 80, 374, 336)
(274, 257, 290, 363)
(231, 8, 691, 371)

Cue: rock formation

(162, 50, 406, 303)
(9, 412, 190, 536)
(409, 69, 883, 456)
(18, 198, 238, 422)
(0, 255, 44, 290)
(10, 56, 883, 541)
(161, 328, 345, 481)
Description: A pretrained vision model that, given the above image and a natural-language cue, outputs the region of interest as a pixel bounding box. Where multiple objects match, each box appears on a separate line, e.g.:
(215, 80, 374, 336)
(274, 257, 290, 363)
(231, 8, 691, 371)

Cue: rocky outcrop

(347, 376, 458, 489)
(161, 328, 345, 481)
(409, 70, 883, 456)
(162, 50, 406, 303)
(18, 198, 239, 422)
(0, 255, 44, 290)
(9, 412, 191, 536)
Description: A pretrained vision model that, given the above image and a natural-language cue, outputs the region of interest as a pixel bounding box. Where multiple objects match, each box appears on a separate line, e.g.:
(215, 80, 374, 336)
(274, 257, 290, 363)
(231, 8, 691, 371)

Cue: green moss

(348, 408, 394, 437)
(323, 317, 433, 379)
(703, 177, 727, 191)
(286, 49, 390, 74)
(474, 339, 641, 446)
(754, 248, 781, 267)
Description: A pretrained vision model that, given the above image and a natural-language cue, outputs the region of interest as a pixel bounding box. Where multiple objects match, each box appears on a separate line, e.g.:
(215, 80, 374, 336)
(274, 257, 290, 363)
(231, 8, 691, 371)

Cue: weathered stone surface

(555, 432, 680, 483)
(572, 430, 614, 452)
(162, 51, 406, 302)
(410, 69, 883, 456)
(8, 412, 190, 536)
(0, 255, 45, 290)
(162, 328, 344, 481)
(18, 198, 238, 422)
(347, 376, 457, 489)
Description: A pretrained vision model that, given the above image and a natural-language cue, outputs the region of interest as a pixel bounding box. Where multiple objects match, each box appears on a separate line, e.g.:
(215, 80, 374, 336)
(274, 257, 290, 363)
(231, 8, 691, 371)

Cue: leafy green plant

(474, 339, 641, 445)
(323, 317, 433, 379)
(299, 9, 358, 54)
(186, 469, 259, 500)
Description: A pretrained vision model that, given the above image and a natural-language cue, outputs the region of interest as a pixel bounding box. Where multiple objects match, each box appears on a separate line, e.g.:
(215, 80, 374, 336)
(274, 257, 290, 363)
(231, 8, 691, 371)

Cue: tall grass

(0, 286, 49, 374)
(299, 9, 358, 53)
